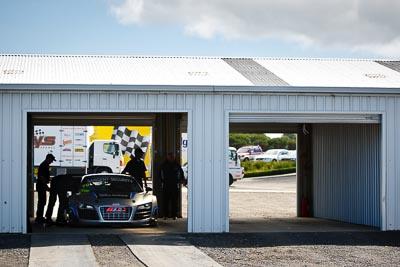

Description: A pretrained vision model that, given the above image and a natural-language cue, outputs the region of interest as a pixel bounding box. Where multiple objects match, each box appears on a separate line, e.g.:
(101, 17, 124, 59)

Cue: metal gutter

(0, 84, 400, 95)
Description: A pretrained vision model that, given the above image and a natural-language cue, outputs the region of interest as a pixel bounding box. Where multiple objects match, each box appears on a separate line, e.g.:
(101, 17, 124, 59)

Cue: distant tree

(268, 136, 296, 150)
(230, 133, 296, 150)
(229, 133, 270, 150)
(283, 133, 297, 139)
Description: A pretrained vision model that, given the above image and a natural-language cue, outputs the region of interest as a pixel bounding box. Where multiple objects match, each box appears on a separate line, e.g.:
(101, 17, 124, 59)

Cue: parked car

(67, 173, 158, 226)
(237, 145, 263, 161)
(254, 149, 289, 162)
(280, 150, 297, 161)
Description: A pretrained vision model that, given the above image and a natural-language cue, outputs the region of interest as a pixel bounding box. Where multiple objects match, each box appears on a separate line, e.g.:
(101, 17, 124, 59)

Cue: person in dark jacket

(160, 152, 185, 220)
(45, 174, 72, 225)
(122, 148, 148, 189)
(35, 154, 56, 223)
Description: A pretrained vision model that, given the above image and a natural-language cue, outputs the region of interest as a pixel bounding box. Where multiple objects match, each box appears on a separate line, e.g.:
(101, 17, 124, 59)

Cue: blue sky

(1, 0, 399, 59)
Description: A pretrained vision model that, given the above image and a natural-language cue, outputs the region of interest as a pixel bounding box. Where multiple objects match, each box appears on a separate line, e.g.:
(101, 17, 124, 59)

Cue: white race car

(67, 173, 158, 227)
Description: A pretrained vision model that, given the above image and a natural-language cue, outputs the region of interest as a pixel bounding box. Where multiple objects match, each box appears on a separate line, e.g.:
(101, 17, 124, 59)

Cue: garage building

(0, 54, 400, 233)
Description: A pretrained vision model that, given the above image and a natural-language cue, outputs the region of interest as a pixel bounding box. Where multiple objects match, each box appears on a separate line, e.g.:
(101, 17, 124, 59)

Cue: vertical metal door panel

(241, 95, 252, 111)
(231, 95, 241, 111)
(211, 95, 227, 231)
(351, 96, 361, 111)
(191, 95, 205, 231)
(117, 93, 129, 109)
(203, 95, 214, 230)
(279, 95, 288, 111)
(384, 97, 398, 230)
(325, 96, 334, 111)
(288, 96, 296, 111)
(343, 96, 351, 111)
(1, 93, 11, 232)
(395, 97, 400, 230)
(297, 96, 306, 111)
(270, 95, 279, 111)
(259, 95, 270, 111)
(313, 124, 381, 227)
(11, 94, 23, 232)
(316, 96, 325, 111)
(1, 94, 24, 232)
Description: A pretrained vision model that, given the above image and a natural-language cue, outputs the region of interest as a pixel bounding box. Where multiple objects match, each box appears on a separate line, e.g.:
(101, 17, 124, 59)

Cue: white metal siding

(384, 96, 400, 230)
(1, 93, 25, 233)
(313, 124, 381, 227)
(0, 91, 400, 233)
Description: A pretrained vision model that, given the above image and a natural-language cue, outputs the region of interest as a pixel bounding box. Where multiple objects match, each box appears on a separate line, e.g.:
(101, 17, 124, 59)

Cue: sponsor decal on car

(105, 207, 127, 213)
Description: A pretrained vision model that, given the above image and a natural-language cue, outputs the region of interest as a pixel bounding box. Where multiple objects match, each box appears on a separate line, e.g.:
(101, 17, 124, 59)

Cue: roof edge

(1, 83, 399, 95)
(0, 54, 398, 62)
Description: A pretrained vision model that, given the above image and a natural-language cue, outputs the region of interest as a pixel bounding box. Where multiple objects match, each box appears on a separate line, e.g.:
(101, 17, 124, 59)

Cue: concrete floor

(31, 214, 377, 235)
(30, 175, 379, 234)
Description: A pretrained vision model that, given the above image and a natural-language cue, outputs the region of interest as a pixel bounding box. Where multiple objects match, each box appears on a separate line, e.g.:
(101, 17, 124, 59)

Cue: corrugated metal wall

(1, 91, 400, 233)
(384, 96, 400, 230)
(313, 124, 381, 227)
(1, 92, 25, 233)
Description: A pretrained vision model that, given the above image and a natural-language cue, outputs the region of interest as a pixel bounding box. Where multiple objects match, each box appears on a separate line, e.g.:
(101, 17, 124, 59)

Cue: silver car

(67, 173, 158, 226)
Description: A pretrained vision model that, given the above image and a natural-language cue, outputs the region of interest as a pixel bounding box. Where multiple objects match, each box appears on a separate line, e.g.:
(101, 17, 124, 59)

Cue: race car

(67, 173, 158, 226)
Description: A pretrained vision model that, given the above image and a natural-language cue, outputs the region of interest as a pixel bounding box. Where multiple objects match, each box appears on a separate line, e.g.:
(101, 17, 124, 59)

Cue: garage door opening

(27, 112, 188, 233)
(228, 126, 298, 231)
(229, 113, 382, 231)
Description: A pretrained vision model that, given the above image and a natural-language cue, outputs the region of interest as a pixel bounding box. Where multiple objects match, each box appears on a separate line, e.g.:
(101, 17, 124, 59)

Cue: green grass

(242, 160, 296, 177)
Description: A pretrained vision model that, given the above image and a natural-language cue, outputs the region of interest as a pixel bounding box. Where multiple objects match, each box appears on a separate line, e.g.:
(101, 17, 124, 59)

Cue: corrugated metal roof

(255, 58, 400, 88)
(0, 55, 252, 86)
(1, 54, 400, 88)
(376, 61, 400, 73)
(222, 58, 289, 86)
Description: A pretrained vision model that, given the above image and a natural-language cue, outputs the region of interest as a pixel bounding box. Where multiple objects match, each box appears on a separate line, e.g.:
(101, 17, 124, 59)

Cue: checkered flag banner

(111, 126, 150, 158)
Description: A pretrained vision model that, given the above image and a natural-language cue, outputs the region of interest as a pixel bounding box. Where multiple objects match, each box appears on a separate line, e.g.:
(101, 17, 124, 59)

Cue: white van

(181, 147, 244, 186)
(229, 147, 245, 185)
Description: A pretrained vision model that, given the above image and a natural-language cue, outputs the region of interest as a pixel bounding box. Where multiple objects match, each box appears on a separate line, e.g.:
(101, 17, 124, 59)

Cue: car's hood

(69, 191, 153, 205)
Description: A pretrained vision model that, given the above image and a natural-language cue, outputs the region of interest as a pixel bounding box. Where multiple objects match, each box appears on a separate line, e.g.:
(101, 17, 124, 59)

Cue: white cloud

(108, 0, 400, 57)
(109, 0, 144, 25)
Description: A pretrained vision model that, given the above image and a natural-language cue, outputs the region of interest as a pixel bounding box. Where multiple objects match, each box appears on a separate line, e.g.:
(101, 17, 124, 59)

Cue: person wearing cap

(35, 153, 56, 223)
(159, 152, 185, 220)
(122, 148, 148, 189)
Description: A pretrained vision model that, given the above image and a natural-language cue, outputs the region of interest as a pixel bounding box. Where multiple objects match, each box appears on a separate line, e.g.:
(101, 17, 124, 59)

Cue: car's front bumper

(68, 204, 158, 226)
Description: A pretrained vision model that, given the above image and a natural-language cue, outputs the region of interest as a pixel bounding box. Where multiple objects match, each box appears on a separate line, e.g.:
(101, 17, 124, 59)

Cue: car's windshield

(228, 149, 237, 160)
(80, 176, 142, 196)
(237, 147, 249, 153)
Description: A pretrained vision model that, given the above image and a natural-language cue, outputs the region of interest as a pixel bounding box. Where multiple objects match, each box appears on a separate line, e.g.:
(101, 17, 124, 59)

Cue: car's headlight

(137, 203, 151, 210)
(79, 203, 95, 209)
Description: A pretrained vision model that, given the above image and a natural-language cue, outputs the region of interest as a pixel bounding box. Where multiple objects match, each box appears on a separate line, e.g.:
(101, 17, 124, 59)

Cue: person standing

(160, 152, 185, 220)
(122, 148, 148, 189)
(35, 154, 56, 223)
(45, 174, 71, 225)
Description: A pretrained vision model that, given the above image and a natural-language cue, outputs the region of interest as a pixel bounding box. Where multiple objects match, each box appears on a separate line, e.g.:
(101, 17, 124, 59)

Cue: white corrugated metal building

(1, 54, 400, 233)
